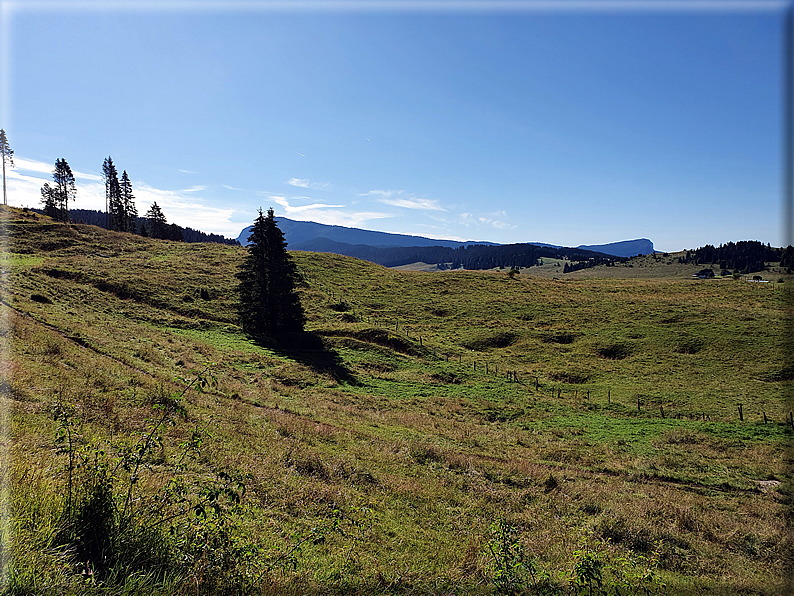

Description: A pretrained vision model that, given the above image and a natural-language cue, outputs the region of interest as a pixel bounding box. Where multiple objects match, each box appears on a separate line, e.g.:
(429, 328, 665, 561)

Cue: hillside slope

(3, 206, 790, 595)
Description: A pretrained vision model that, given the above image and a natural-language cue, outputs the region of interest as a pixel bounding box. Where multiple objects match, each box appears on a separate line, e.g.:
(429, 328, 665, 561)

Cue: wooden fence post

(535, 377, 539, 391)
(660, 405, 665, 418)
(738, 404, 743, 421)
(608, 388, 611, 404)
(637, 397, 641, 411)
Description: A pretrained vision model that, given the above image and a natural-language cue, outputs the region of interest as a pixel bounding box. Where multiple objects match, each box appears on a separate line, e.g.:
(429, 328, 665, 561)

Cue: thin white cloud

(359, 189, 446, 211)
(458, 212, 476, 226)
(180, 185, 206, 193)
(223, 184, 246, 191)
(478, 215, 517, 230)
(266, 195, 392, 228)
(134, 183, 239, 236)
(178, 169, 198, 174)
(382, 197, 445, 211)
(287, 178, 330, 190)
(13, 157, 52, 175)
(14, 156, 102, 181)
(269, 195, 345, 213)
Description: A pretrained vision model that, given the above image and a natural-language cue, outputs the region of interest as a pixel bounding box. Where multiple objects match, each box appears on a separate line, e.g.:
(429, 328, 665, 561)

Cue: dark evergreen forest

(39, 208, 240, 246)
(677, 241, 781, 274)
(310, 241, 624, 270)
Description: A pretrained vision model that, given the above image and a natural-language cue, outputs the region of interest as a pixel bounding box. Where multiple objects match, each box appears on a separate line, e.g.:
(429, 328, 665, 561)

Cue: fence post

(535, 377, 539, 391)
(637, 397, 641, 411)
(608, 388, 611, 404)
(738, 404, 743, 421)
(660, 405, 665, 418)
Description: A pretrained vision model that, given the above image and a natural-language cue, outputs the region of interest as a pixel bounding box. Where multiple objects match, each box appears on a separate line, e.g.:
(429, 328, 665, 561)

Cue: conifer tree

(120, 170, 138, 232)
(145, 201, 168, 239)
(102, 157, 118, 229)
(103, 157, 126, 231)
(40, 182, 59, 219)
(236, 208, 305, 336)
(52, 159, 76, 221)
(0, 129, 14, 206)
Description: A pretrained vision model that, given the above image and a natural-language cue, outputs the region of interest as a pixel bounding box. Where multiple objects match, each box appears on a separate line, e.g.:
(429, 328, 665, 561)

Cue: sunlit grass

(2, 206, 791, 594)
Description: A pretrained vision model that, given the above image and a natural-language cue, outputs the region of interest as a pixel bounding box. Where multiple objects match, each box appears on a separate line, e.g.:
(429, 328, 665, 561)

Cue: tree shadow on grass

(255, 331, 359, 386)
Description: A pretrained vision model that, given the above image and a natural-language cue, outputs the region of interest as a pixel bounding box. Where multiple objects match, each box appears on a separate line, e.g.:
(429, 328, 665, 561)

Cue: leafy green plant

(48, 365, 262, 592)
(571, 533, 604, 596)
(485, 518, 541, 595)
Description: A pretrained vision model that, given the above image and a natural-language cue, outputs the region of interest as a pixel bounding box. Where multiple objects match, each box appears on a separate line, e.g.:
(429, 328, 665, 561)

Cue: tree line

(64, 208, 239, 245)
(26, 152, 237, 245)
(305, 241, 623, 270)
(678, 241, 783, 274)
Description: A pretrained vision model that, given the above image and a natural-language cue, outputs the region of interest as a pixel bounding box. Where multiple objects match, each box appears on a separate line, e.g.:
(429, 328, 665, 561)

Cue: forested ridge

(41, 208, 240, 246)
(299, 240, 625, 269)
(677, 241, 783, 274)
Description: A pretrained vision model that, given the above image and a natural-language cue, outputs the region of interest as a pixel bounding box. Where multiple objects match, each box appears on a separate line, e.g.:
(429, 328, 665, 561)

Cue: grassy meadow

(0, 206, 791, 594)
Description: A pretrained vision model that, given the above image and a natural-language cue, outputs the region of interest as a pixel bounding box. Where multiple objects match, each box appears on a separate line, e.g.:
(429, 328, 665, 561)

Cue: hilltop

(3, 207, 790, 595)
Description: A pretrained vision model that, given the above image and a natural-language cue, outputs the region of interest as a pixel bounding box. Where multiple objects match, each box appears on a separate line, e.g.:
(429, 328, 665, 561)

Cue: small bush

(30, 293, 52, 304)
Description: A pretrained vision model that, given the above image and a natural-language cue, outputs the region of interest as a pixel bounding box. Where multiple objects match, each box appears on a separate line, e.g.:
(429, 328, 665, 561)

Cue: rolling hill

(4, 206, 790, 595)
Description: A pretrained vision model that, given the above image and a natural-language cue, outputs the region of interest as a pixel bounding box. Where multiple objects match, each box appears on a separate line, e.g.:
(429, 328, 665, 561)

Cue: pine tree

(0, 129, 14, 206)
(236, 208, 305, 337)
(52, 159, 76, 221)
(103, 157, 126, 231)
(145, 202, 167, 239)
(40, 183, 60, 219)
(120, 170, 137, 233)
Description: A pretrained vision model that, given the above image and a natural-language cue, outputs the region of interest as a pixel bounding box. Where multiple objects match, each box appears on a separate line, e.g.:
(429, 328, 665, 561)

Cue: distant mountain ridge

(237, 218, 496, 250)
(576, 239, 655, 258)
(238, 218, 654, 260)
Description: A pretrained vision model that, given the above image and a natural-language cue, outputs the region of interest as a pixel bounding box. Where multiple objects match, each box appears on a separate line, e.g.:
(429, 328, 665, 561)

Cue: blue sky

(0, 1, 786, 252)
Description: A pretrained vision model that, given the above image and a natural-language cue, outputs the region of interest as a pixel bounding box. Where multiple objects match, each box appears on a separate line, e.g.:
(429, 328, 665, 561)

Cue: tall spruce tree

(0, 129, 14, 206)
(103, 157, 125, 231)
(120, 170, 138, 232)
(52, 159, 76, 221)
(236, 208, 305, 336)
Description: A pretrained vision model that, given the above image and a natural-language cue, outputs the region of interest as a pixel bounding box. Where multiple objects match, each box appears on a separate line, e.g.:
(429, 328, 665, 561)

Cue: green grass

(2, 205, 791, 595)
